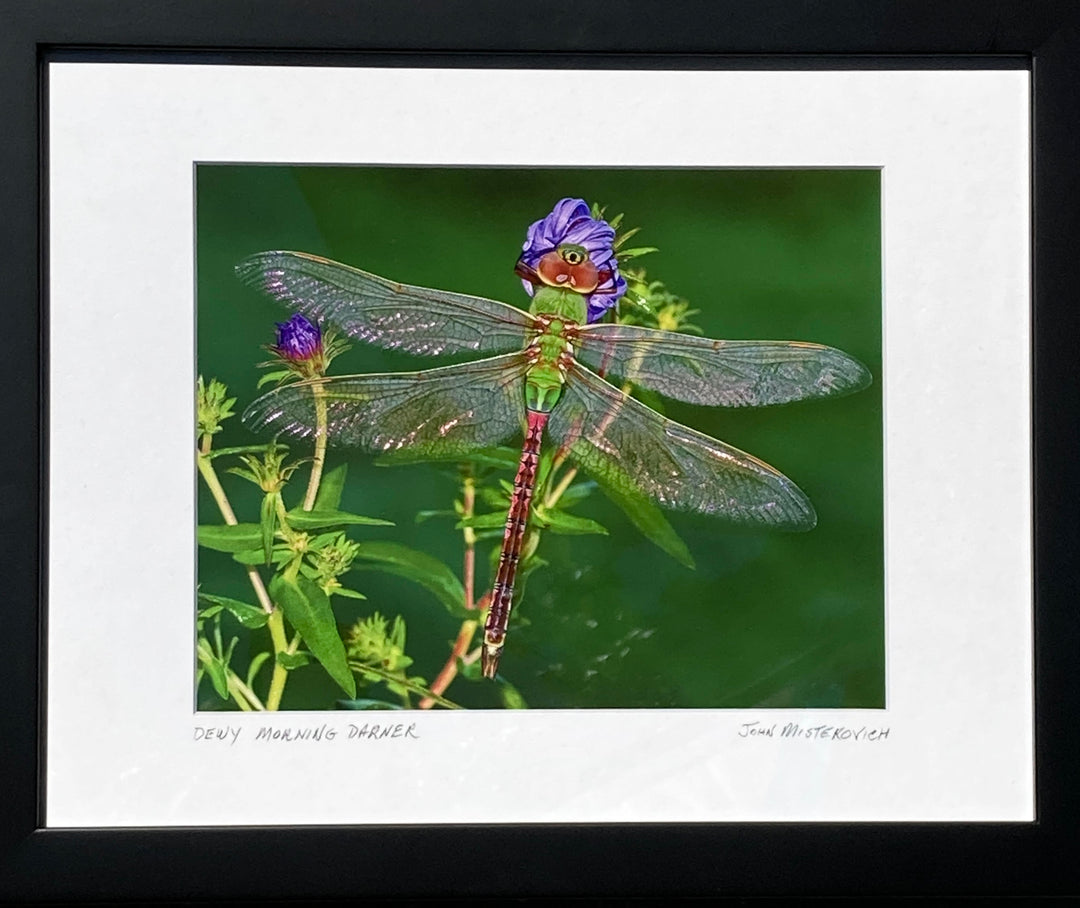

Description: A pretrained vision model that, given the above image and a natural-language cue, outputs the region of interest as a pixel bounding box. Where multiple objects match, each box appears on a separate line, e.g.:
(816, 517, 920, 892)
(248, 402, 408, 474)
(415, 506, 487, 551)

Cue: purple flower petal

(274, 313, 322, 360)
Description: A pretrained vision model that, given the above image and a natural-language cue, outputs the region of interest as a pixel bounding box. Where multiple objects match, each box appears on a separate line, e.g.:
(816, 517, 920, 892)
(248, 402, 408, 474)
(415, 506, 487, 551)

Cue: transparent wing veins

(574, 323, 871, 407)
(548, 361, 816, 529)
(242, 353, 530, 461)
(237, 250, 537, 357)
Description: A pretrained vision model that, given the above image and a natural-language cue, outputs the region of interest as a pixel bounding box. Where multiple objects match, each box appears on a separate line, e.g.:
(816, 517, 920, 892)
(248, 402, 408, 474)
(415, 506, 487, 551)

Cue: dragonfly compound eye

(557, 244, 587, 265)
(537, 250, 600, 294)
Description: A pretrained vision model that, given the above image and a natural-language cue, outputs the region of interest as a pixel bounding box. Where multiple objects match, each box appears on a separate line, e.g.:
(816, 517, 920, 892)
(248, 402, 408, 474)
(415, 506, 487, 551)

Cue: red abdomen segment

(481, 409, 549, 679)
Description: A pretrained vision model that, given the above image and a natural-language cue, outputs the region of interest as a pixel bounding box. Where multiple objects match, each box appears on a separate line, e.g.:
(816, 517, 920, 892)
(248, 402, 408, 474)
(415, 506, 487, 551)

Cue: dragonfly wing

(548, 361, 816, 529)
(574, 324, 871, 407)
(237, 251, 537, 356)
(243, 352, 529, 461)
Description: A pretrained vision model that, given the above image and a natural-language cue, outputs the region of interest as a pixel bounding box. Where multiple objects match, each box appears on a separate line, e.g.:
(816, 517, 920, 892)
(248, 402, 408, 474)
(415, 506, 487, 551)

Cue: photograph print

(195, 165, 882, 712)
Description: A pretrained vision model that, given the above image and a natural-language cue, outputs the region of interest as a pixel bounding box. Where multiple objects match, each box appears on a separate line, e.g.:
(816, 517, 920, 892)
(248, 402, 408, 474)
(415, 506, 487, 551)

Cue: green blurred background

(196, 165, 882, 710)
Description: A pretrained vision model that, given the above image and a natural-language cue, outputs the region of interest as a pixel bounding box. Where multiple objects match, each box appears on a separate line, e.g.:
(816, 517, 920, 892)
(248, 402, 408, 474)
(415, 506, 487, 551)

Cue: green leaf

(613, 225, 642, 249)
(231, 547, 293, 566)
(332, 587, 367, 600)
(269, 573, 356, 698)
(197, 603, 224, 620)
(535, 445, 556, 496)
(246, 651, 271, 689)
(378, 447, 520, 471)
(538, 510, 609, 536)
(203, 443, 286, 461)
(196, 640, 229, 700)
(498, 678, 528, 709)
(224, 466, 261, 485)
(206, 661, 229, 700)
(513, 555, 548, 606)
(415, 509, 457, 524)
(257, 369, 292, 388)
(260, 493, 278, 564)
(198, 593, 269, 629)
(594, 473, 695, 569)
(275, 650, 312, 670)
(552, 480, 597, 508)
(456, 655, 483, 682)
(336, 698, 405, 710)
(313, 463, 348, 511)
(478, 486, 510, 508)
(306, 531, 342, 549)
(197, 523, 263, 553)
(350, 542, 467, 617)
(616, 246, 659, 260)
(454, 512, 508, 530)
(285, 508, 394, 530)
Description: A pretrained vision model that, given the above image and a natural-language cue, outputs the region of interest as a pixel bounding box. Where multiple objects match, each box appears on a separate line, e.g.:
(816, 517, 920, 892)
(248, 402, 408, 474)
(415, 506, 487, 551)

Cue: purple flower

(272, 313, 322, 362)
(518, 198, 626, 323)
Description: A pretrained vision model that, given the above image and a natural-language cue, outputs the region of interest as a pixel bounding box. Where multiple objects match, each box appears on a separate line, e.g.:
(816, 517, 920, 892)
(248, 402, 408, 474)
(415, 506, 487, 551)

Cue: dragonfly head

(534, 243, 601, 294)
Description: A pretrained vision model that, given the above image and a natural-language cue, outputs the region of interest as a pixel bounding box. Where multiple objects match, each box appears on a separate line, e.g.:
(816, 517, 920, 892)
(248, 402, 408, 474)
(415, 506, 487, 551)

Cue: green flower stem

(301, 384, 328, 511)
(461, 468, 477, 610)
(197, 436, 292, 711)
(227, 669, 265, 711)
(348, 662, 463, 710)
(419, 467, 480, 710)
(196, 447, 274, 616)
(544, 466, 578, 509)
(274, 494, 295, 541)
(228, 687, 252, 711)
(265, 609, 291, 711)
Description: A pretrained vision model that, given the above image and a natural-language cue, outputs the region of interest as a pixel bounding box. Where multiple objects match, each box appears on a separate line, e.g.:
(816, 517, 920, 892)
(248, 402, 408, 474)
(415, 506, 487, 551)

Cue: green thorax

(522, 286, 589, 413)
(529, 285, 589, 324)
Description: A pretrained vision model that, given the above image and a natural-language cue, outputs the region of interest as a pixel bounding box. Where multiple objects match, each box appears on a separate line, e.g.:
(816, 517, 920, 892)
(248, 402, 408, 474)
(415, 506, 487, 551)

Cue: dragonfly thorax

(529, 284, 589, 323)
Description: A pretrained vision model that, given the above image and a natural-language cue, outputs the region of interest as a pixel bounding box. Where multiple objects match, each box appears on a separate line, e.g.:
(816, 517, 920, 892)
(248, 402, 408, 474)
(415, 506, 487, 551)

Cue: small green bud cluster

(197, 376, 236, 439)
(346, 612, 413, 674)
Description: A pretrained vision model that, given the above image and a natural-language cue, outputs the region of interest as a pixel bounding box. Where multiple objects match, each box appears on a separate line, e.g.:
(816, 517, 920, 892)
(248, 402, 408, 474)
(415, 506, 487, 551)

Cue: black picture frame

(2, 0, 1077, 899)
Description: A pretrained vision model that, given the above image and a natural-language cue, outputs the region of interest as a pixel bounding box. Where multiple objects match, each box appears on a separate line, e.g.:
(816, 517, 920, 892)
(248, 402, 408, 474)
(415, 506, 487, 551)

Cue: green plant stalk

(301, 384, 328, 511)
(198, 435, 291, 711)
(461, 469, 477, 610)
(348, 661, 463, 710)
(420, 468, 479, 709)
(226, 677, 257, 711)
(197, 445, 274, 616)
(274, 494, 295, 542)
(228, 687, 252, 711)
(544, 466, 578, 509)
(264, 609, 291, 711)
(228, 669, 265, 710)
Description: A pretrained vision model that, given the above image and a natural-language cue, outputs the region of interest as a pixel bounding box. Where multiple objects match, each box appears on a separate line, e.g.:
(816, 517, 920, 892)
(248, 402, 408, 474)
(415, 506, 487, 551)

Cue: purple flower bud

(518, 198, 627, 323)
(272, 313, 322, 362)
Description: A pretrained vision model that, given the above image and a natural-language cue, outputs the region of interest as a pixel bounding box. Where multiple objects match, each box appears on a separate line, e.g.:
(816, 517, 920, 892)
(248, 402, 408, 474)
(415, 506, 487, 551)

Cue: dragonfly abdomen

(481, 408, 549, 679)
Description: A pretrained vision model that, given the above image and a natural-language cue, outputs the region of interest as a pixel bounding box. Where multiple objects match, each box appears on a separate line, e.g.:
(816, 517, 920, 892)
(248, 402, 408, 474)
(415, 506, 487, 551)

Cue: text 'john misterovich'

(192, 723, 420, 745)
(737, 721, 890, 741)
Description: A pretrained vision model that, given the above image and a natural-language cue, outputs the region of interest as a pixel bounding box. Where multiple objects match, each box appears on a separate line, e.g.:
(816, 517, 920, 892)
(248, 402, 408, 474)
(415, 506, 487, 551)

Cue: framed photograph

(3, 0, 1077, 899)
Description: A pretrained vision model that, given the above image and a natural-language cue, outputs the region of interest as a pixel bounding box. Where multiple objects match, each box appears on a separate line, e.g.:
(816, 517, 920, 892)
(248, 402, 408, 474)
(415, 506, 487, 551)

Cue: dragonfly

(237, 219, 870, 679)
